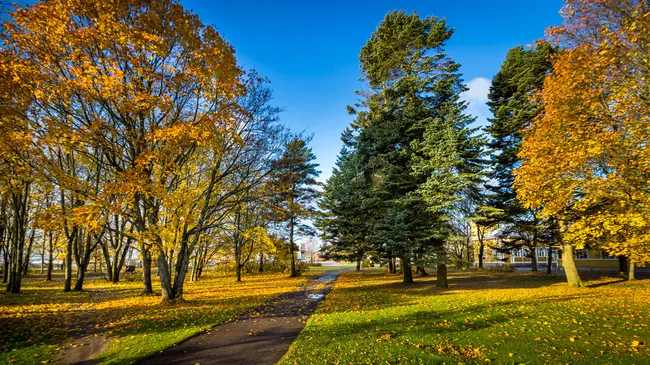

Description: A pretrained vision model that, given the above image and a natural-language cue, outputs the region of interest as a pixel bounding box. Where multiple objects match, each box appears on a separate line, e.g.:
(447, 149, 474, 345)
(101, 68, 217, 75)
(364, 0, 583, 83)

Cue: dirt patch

(58, 334, 108, 365)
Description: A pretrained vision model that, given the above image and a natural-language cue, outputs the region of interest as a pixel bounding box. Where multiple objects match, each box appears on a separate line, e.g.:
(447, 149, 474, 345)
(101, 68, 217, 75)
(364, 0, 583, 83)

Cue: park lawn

(280, 269, 650, 365)
(0, 269, 315, 365)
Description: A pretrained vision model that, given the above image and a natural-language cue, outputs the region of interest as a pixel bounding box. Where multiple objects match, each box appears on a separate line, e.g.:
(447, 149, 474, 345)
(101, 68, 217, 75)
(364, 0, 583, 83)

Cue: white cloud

(462, 77, 491, 104)
(461, 77, 492, 127)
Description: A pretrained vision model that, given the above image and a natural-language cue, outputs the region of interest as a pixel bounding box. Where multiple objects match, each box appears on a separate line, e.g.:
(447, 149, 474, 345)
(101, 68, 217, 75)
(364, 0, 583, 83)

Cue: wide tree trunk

(388, 257, 394, 274)
(561, 244, 584, 288)
(157, 250, 175, 301)
(401, 256, 413, 284)
(546, 246, 553, 274)
(436, 263, 448, 288)
(628, 262, 636, 281)
(531, 246, 538, 272)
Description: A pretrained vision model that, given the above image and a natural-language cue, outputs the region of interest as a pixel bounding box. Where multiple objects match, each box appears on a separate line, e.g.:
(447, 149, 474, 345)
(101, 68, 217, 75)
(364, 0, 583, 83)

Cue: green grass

(279, 269, 650, 365)
(1, 269, 312, 365)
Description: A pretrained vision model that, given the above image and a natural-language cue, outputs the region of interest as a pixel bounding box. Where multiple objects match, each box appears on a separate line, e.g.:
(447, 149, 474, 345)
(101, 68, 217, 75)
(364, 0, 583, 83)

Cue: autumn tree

(515, 0, 650, 286)
(3, 0, 249, 299)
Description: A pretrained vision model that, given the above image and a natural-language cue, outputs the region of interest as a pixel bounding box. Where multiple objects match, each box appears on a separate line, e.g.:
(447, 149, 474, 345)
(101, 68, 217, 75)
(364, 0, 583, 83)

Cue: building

(470, 222, 638, 271)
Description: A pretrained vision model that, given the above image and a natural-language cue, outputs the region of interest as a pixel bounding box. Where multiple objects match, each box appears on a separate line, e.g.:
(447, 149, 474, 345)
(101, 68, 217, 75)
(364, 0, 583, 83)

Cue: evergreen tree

(272, 136, 321, 277)
(486, 43, 559, 272)
(350, 11, 484, 285)
(318, 137, 371, 271)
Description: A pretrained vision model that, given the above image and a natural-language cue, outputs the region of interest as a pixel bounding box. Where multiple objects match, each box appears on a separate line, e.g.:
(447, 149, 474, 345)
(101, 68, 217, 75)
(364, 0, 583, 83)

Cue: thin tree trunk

(40, 240, 45, 275)
(356, 257, 361, 272)
(47, 232, 54, 281)
(289, 216, 297, 278)
(22, 228, 35, 275)
(64, 233, 73, 292)
(259, 253, 264, 272)
(388, 257, 394, 274)
(478, 241, 484, 269)
(546, 246, 553, 274)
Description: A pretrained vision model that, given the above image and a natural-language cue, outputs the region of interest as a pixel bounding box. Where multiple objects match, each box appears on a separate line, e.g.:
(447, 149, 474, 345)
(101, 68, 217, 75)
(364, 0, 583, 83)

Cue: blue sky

(183, 0, 565, 182)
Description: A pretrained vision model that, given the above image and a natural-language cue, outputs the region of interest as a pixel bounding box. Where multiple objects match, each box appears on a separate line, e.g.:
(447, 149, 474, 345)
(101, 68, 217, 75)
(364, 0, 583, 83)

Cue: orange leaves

(515, 0, 650, 264)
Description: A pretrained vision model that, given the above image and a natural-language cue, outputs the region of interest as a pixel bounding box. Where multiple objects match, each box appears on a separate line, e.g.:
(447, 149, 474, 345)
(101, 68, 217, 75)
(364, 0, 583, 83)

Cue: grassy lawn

(280, 269, 650, 365)
(0, 269, 314, 365)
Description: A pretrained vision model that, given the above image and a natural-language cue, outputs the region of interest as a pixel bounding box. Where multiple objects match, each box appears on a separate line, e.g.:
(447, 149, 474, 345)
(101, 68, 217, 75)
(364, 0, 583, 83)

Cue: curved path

(139, 269, 347, 365)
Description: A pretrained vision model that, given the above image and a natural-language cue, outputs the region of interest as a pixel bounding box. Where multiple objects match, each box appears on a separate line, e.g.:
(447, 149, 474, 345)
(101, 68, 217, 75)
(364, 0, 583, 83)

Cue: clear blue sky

(183, 0, 565, 182)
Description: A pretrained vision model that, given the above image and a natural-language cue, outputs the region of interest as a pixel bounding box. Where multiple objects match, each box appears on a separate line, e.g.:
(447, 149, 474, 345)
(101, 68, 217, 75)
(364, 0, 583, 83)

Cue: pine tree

(350, 11, 484, 285)
(272, 136, 320, 277)
(485, 43, 559, 272)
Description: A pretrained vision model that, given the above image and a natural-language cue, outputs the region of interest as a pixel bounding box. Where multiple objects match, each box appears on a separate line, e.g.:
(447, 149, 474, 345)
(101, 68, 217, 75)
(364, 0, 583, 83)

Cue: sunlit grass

(280, 269, 650, 365)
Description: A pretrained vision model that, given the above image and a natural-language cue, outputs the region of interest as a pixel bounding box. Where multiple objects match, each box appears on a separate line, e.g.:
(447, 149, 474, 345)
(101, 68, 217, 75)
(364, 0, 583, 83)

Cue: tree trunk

(40, 241, 45, 275)
(2, 247, 8, 284)
(140, 240, 153, 294)
(618, 256, 628, 274)
(356, 257, 361, 272)
(289, 216, 297, 278)
(46, 233, 54, 281)
(436, 263, 448, 288)
(478, 242, 484, 269)
(235, 241, 242, 282)
(628, 262, 636, 281)
(531, 246, 538, 272)
(157, 250, 174, 301)
(561, 244, 584, 288)
(546, 246, 553, 274)
(388, 257, 394, 274)
(259, 253, 264, 272)
(416, 266, 428, 276)
(22, 229, 35, 275)
(64, 233, 74, 292)
(402, 256, 413, 284)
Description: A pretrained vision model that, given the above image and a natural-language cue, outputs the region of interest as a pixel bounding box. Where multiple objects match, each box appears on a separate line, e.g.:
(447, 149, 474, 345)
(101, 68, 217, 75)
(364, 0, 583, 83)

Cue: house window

(513, 248, 528, 258)
(575, 249, 589, 259)
(537, 248, 547, 257)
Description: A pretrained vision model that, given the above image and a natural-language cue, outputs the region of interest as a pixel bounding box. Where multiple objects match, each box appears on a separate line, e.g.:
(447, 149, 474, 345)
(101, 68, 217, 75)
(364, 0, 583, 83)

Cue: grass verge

(279, 269, 650, 365)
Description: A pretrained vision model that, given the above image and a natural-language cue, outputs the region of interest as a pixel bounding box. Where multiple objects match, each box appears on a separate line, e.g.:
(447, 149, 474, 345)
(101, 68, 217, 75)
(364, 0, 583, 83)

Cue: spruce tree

(486, 43, 559, 272)
(351, 11, 484, 284)
(272, 136, 320, 277)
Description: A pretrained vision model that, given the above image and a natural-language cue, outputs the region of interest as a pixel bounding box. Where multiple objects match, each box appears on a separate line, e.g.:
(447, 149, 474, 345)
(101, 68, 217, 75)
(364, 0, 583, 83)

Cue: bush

(121, 270, 143, 282)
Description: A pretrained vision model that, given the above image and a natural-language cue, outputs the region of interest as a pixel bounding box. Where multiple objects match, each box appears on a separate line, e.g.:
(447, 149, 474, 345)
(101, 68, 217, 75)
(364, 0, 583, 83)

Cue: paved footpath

(139, 269, 347, 365)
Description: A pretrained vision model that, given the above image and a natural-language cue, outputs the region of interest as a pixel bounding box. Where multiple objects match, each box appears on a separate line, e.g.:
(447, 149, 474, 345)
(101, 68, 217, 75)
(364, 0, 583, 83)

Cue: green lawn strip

(280, 269, 650, 365)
